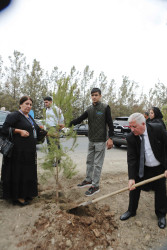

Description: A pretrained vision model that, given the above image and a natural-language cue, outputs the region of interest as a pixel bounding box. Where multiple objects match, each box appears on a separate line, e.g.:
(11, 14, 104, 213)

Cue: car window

(79, 125, 86, 129)
(113, 120, 129, 126)
(0, 112, 8, 122)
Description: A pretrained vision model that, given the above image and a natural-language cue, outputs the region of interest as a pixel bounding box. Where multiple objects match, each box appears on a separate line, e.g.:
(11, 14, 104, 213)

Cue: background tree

(116, 76, 144, 117)
(21, 59, 48, 118)
(148, 82, 167, 109)
(3, 50, 27, 111)
(80, 65, 94, 114)
(0, 50, 167, 121)
(161, 104, 167, 127)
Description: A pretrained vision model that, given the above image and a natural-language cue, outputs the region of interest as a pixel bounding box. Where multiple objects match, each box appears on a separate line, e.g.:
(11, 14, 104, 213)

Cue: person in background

(43, 96, 64, 165)
(29, 109, 34, 119)
(144, 111, 150, 123)
(44, 96, 64, 131)
(1, 96, 42, 206)
(69, 88, 114, 196)
(120, 113, 167, 229)
(149, 107, 166, 130)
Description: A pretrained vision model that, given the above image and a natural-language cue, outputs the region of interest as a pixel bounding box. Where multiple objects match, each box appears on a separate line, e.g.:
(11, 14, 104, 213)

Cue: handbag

(37, 128, 47, 143)
(0, 127, 14, 158)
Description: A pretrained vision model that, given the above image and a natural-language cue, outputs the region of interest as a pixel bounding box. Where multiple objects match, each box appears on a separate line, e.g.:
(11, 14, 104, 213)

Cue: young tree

(42, 73, 78, 200)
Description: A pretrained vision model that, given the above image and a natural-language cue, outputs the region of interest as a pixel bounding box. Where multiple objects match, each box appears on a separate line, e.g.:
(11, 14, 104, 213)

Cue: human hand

(20, 130, 29, 137)
(59, 124, 65, 129)
(128, 179, 135, 190)
(106, 138, 113, 149)
(164, 170, 167, 178)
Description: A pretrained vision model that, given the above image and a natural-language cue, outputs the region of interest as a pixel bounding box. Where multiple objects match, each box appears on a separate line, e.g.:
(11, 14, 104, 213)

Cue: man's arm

(69, 111, 88, 127)
(106, 105, 114, 138)
(106, 105, 114, 149)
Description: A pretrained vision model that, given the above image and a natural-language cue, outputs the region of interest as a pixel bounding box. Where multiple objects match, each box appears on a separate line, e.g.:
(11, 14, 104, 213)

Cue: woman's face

(149, 109, 155, 120)
(20, 99, 32, 114)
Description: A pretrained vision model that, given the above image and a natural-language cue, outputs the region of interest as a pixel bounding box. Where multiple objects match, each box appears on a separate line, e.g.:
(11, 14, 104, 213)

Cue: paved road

(0, 136, 128, 176)
(36, 136, 128, 176)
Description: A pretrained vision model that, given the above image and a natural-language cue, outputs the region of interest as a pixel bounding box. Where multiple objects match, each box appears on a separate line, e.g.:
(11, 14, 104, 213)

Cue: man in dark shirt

(69, 88, 114, 196)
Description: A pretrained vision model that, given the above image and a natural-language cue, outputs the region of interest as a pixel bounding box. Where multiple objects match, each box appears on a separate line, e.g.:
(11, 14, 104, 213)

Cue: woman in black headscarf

(149, 107, 166, 130)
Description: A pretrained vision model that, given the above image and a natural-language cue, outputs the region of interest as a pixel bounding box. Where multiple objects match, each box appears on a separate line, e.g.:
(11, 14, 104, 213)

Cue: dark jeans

(128, 165, 166, 218)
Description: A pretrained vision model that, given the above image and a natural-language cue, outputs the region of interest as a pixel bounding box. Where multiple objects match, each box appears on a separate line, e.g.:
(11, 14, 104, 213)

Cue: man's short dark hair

(44, 96, 52, 101)
(144, 111, 149, 116)
(91, 88, 101, 95)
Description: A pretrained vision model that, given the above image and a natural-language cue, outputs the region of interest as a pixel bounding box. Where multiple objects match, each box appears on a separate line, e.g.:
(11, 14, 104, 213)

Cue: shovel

(69, 173, 165, 212)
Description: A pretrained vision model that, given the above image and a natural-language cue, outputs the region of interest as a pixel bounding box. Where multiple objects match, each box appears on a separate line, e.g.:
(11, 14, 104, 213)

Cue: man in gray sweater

(70, 88, 114, 196)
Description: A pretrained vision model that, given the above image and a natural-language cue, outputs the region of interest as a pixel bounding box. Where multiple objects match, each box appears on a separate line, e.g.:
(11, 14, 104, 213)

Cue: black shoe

(85, 186, 100, 196)
(26, 197, 33, 201)
(120, 210, 136, 221)
(158, 217, 166, 229)
(77, 180, 92, 188)
(13, 200, 29, 206)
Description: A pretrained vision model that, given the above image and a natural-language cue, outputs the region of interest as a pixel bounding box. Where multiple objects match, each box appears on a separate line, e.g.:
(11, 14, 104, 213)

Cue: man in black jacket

(69, 88, 114, 196)
(120, 113, 167, 229)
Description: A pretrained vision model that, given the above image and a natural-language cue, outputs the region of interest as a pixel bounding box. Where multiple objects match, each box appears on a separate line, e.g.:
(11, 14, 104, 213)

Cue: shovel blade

(67, 200, 93, 214)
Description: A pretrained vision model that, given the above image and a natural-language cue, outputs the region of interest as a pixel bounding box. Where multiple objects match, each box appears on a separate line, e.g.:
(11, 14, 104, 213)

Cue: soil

(0, 141, 167, 250)
(0, 172, 167, 250)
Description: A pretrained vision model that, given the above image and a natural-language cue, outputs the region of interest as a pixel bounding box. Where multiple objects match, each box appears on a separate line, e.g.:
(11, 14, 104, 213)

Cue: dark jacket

(148, 118, 166, 130)
(127, 123, 167, 180)
(69, 102, 114, 142)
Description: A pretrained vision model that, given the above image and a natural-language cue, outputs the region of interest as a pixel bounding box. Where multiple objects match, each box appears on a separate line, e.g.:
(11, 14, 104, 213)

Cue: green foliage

(0, 50, 167, 119)
(41, 126, 77, 189)
(21, 59, 48, 118)
(80, 65, 94, 113)
(148, 82, 167, 109)
(2, 50, 27, 110)
(161, 104, 167, 127)
(41, 78, 78, 196)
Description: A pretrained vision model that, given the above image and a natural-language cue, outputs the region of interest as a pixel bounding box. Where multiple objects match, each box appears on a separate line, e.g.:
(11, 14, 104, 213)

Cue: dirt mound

(1, 173, 167, 250)
(17, 203, 118, 250)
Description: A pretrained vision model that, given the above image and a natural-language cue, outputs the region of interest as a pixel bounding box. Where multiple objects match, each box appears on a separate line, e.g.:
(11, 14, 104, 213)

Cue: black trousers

(128, 165, 166, 218)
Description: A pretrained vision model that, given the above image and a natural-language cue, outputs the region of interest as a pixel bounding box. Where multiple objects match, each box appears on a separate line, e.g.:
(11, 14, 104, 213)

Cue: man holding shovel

(69, 88, 114, 196)
(120, 113, 167, 229)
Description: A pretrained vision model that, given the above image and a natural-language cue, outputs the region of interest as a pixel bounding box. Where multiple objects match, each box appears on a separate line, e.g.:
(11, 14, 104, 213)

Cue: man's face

(44, 100, 52, 108)
(129, 120, 146, 136)
(91, 92, 101, 104)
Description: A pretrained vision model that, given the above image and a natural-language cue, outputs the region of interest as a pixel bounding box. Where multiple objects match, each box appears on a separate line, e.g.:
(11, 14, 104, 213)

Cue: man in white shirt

(44, 96, 64, 163)
(120, 113, 167, 229)
(44, 96, 64, 129)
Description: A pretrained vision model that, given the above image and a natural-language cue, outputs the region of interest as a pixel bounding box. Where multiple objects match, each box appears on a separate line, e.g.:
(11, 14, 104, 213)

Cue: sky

(0, 0, 167, 93)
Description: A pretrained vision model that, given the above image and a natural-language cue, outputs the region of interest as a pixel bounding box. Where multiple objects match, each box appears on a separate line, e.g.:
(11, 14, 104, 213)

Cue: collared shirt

(142, 127, 160, 167)
(46, 105, 64, 127)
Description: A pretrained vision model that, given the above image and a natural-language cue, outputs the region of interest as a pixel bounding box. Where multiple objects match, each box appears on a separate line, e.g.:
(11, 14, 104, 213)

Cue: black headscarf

(151, 107, 163, 119)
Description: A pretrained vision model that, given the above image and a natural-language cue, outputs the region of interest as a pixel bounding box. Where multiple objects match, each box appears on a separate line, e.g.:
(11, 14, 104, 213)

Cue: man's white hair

(128, 113, 146, 124)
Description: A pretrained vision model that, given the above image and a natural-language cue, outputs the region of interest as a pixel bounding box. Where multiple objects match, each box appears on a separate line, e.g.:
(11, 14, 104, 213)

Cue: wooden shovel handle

(92, 173, 165, 204)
